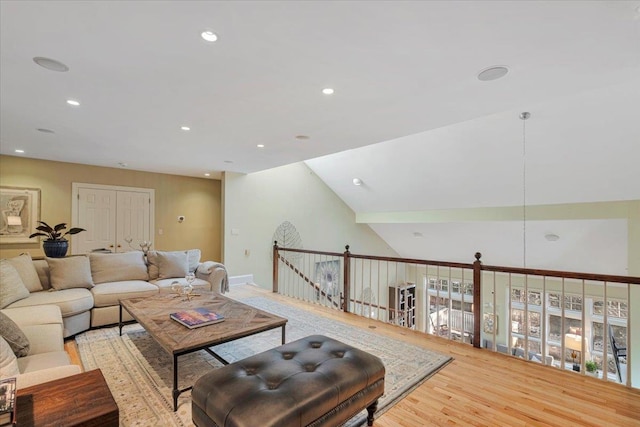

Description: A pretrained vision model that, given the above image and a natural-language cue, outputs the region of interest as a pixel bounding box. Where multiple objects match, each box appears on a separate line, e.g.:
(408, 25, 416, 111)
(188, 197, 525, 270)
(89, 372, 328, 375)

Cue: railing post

(343, 245, 351, 313)
(273, 241, 279, 293)
(473, 252, 482, 348)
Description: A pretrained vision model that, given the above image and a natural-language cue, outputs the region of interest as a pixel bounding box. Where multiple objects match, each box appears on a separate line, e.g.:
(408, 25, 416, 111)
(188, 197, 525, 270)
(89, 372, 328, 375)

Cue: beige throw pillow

(187, 249, 201, 273)
(8, 253, 43, 292)
(0, 336, 20, 378)
(47, 256, 94, 290)
(0, 260, 30, 308)
(158, 251, 188, 279)
(0, 311, 30, 357)
(90, 252, 149, 284)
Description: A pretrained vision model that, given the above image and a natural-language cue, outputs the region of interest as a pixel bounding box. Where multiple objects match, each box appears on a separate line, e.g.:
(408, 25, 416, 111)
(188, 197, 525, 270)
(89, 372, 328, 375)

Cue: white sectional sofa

(1, 249, 228, 337)
(0, 305, 82, 389)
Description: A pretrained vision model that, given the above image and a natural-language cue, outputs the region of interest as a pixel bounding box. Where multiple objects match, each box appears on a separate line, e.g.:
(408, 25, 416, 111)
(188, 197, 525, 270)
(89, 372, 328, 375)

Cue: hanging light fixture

(520, 112, 530, 268)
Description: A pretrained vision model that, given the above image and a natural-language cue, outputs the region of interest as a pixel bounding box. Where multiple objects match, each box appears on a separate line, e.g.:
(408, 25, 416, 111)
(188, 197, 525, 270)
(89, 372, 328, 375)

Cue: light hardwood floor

(66, 284, 640, 426)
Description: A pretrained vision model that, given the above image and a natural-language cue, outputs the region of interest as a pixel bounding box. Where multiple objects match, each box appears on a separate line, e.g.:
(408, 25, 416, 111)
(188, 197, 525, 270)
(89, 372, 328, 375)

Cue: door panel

(72, 184, 154, 255)
(116, 191, 150, 252)
(77, 188, 117, 253)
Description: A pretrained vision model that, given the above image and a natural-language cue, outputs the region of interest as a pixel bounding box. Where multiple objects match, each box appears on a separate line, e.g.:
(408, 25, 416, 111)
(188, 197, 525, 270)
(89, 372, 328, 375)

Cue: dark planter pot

(43, 240, 69, 258)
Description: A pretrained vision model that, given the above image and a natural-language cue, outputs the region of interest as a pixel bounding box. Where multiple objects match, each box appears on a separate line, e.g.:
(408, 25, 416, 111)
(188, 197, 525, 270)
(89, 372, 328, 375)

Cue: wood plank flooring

(66, 284, 640, 426)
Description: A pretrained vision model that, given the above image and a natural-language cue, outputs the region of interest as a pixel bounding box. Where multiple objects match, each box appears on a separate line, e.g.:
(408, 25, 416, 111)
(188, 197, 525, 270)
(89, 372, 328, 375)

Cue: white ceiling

(2, 1, 639, 274)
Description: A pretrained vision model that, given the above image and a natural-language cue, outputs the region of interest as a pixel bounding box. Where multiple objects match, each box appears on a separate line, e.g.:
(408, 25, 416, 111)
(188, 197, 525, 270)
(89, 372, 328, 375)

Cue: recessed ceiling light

(477, 66, 509, 81)
(201, 31, 218, 42)
(413, 232, 423, 238)
(37, 128, 55, 134)
(66, 99, 80, 106)
(118, 162, 128, 168)
(257, 144, 265, 148)
(322, 88, 334, 95)
(545, 233, 560, 242)
(33, 57, 69, 72)
(295, 135, 310, 141)
(224, 160, 233, 163)
(14, 149, 25, 154)
(181, 126, 191, 131)
(352, 178, 363, 186)
(204, 173, 211, 177)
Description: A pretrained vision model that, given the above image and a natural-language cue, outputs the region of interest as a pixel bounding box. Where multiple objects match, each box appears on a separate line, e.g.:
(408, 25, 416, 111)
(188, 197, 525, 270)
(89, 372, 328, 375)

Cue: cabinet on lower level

(388, 283, 416, 328)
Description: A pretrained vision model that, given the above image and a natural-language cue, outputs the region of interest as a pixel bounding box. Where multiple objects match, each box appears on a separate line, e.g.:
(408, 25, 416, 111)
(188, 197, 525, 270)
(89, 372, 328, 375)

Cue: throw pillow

(0, 311, 30, 357)
(146, 250, 160, 280)
(89, 252, 149, 284)
(0, 336, 20, 378)
(0, 260, 30, 309)
(46, 256, 94, 290)
(8, 253, 43, 292)
(187, 249, 201, 273)
(157, 251, 189, 279)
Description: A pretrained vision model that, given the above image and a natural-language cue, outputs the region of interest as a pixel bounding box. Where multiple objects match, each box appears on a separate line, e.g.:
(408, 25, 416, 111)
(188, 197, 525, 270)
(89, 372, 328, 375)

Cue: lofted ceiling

(2, 1, 639, 274)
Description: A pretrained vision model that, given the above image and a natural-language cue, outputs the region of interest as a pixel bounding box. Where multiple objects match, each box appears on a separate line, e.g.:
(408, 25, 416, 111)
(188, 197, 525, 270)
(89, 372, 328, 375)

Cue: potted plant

(29, 221, 86, 258)
(585, 360, 598, 377)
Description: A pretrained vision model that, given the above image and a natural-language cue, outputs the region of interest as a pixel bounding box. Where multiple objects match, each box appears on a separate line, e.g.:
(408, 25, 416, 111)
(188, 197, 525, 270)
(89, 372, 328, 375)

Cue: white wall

(222, 162, 397, 289)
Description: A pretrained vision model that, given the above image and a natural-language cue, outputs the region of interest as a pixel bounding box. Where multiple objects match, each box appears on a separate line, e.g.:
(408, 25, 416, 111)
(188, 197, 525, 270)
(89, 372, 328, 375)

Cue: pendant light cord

(520, 112, 530, 268)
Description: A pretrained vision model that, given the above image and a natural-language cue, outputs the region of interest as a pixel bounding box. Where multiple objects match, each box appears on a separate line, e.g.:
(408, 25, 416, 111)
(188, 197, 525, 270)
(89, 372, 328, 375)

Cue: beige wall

(223, 163, 398, 288)
(0, 155, 222, 261)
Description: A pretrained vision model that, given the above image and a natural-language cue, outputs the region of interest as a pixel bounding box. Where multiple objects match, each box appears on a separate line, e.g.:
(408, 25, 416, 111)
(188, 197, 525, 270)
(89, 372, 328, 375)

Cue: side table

(16, 369, 118, 426)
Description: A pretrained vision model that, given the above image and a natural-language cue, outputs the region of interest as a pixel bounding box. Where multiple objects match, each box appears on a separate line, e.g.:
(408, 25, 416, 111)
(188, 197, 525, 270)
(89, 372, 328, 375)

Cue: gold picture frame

(0, 186, 41, 244)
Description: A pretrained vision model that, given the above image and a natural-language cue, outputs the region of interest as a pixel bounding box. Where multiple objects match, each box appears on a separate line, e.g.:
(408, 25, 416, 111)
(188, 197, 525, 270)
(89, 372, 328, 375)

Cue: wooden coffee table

(16, 369, 118, 426)
(119, 292, 287, 411)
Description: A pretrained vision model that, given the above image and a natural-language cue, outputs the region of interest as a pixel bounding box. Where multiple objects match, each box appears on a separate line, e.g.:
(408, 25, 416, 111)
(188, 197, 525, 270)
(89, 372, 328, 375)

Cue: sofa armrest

(195, 261, 229, 293)
(16, 364, 83, 390)
(1, 305, 65, 354)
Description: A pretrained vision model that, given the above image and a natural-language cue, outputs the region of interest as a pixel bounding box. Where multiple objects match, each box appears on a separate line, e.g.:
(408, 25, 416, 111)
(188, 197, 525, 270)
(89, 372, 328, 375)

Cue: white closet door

(77, 187, 117, 254)
(116, 191, 151, 252)
(72, 183, 154, 255)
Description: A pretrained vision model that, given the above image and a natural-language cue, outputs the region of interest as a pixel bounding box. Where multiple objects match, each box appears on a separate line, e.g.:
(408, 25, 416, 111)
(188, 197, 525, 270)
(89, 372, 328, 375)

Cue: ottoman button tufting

(192, 335, 385, 427)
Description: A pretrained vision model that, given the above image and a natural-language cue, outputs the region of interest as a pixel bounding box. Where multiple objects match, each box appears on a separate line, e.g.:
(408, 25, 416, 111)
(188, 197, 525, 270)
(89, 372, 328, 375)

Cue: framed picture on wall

(314, 260, 341, 298)
(483, 313, 497, 334)
(0, 187, 40, 244)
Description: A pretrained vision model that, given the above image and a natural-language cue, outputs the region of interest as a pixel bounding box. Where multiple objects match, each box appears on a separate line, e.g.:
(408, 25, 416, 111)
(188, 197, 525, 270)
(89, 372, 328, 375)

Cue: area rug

(76, 295, 452, 426)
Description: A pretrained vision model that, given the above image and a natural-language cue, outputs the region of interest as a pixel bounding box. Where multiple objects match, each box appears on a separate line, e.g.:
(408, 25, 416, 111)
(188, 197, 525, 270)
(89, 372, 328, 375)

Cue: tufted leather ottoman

(192, 335, 385, 427)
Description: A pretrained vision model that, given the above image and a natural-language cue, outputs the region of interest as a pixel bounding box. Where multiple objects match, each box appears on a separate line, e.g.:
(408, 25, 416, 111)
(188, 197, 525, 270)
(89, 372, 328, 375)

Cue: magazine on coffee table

(170, 307, 225, 329)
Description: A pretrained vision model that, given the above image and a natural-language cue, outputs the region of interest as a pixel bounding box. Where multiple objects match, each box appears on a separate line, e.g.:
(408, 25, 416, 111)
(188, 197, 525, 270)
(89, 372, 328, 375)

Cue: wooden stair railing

(276, 252, 341, 309)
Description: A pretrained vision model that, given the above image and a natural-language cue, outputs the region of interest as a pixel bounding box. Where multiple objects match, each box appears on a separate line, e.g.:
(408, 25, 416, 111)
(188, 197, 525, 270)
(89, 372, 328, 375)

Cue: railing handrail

(481, 264, 640, 285)
(276, 245, 474, 269)
(275, 247, 343, 257)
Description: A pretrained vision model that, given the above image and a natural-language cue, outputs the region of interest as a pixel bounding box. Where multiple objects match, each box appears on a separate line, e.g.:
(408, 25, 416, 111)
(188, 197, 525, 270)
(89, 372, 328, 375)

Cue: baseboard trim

(229, 274, 254, 286)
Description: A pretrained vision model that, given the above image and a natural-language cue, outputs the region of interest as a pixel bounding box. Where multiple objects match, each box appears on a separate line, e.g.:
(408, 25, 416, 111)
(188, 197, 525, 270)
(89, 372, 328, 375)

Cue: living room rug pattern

(76, 296, 452, 426)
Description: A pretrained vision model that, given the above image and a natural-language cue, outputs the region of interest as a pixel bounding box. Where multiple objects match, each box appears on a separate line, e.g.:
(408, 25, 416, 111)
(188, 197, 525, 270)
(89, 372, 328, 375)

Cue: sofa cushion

(0, 336, 20, 378)
(7, 289, 93, 318)
(157, 251, 188, 279)
(0, 311, 30, 357)
(33, 259, 52, 290)
(91, 280, 158, 307)
(148, 249, 200, 279)
(0, 259, 30, 309)
(8, 253, 43, 292)
(90, 252, 149, 284)
(47, 256, 94, 290)
(16, 351, 72, 374)
(187, 249, 201, 273)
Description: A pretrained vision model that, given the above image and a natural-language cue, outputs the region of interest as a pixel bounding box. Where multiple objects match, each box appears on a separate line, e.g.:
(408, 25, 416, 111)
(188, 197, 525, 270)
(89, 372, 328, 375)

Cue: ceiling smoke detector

(545, 233, 560, 242)
(477, 66, 509, 81)
(352, 178, 363, 186)
(33, 57, 69, 72)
